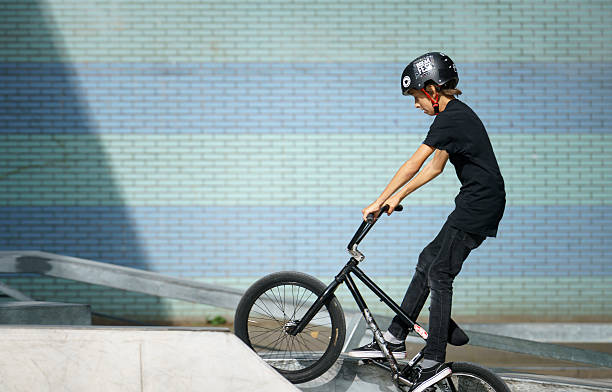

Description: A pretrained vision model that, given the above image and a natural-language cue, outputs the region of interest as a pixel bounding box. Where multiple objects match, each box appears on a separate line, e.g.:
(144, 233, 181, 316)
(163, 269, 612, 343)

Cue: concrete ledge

(0, 301, 91, 325)
(0, 326, 298, 392)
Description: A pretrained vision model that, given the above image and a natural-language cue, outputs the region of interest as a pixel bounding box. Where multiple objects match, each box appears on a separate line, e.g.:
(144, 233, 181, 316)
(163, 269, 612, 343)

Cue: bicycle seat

(448, 318, 469, 346)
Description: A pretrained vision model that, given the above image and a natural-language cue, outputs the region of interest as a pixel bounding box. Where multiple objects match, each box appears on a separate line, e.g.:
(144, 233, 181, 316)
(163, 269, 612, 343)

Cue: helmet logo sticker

(402, 75, 411, 88)
(415, 56, 434, 76)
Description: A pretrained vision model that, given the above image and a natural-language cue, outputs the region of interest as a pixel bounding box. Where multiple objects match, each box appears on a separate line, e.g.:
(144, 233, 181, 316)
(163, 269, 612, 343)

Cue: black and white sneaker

(347, 338, 406, 359)
(406, 363, 452, 392)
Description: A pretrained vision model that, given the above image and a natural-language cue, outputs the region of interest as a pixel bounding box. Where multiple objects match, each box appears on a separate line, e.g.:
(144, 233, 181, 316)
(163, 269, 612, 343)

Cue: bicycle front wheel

(439, 362, 511, 392)
(234, 271, 346, 384)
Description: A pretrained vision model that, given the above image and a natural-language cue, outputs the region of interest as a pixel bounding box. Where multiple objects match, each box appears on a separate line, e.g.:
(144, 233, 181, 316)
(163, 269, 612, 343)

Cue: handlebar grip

(348, 204, 405, 251)
(366, 204, 403, 224)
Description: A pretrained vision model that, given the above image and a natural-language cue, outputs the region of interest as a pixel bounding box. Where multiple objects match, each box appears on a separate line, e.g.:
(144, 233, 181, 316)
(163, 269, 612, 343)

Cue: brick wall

(1, 0, 611, 323)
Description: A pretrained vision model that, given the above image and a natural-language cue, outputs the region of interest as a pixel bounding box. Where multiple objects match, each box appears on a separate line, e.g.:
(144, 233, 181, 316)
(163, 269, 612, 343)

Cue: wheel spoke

(264, 290, 287, 320)
(250, 328, 282, 340)
(290, 285, 307, 319)
(294, 290, 314, 318)
(252, 299, 282, 324)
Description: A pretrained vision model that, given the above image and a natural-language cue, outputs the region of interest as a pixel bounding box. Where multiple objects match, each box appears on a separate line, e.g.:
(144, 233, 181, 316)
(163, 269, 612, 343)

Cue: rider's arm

(393, 147, 449, 200)
(374, 144, 435, 206)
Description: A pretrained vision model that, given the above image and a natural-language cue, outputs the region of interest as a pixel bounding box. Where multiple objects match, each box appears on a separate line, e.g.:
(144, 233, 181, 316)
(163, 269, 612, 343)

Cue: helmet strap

(421, 88, 440, 114)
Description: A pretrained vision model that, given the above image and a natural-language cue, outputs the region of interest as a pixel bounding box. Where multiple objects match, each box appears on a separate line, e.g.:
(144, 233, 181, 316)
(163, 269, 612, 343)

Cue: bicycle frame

(288, 205, 430, 387)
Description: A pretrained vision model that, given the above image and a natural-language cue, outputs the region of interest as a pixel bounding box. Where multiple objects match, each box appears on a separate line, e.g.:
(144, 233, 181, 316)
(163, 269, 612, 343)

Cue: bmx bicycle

(234, 205, 511, 391)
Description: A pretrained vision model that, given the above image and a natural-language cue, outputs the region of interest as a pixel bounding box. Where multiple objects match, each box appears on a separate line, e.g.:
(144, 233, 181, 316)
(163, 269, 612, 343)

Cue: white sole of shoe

(411, 367, 452, 392)
(346, 351, 406, 359)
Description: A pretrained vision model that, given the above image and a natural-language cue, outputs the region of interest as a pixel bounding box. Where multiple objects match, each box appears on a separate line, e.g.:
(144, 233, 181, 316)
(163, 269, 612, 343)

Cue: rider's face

(408, 88, 436, 116)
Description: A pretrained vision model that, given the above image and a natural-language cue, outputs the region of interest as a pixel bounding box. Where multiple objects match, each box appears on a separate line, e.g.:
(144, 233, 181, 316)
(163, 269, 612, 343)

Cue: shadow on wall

(0, 0, 171, 324)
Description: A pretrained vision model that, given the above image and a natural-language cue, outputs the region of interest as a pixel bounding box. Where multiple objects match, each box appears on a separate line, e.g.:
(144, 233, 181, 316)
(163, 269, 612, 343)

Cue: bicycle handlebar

(348, 204, 403, 253)
(366, 204, 403, 224)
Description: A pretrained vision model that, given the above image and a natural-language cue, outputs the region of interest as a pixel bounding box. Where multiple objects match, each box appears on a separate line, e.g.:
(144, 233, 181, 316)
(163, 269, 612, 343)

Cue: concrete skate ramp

(0, 326, 299, 392)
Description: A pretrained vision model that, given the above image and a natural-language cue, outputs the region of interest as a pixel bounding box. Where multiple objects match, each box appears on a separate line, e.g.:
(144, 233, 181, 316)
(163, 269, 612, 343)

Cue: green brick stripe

(1, 133, 610, 206)
(1, 0, 610, 62)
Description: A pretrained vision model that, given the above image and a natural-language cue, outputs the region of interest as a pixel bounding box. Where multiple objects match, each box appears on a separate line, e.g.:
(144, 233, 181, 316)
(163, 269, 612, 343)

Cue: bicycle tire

(443, 362, 511, 392)
(234, 271, 346, 384)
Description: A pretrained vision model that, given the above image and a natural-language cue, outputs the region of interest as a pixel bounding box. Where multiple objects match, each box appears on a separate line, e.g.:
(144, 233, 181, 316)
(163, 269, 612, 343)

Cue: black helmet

(401, 52, 459, 96)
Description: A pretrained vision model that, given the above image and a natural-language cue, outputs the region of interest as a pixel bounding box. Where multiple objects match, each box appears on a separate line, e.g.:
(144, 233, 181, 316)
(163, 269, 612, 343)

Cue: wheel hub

(283, 320, 299, 334)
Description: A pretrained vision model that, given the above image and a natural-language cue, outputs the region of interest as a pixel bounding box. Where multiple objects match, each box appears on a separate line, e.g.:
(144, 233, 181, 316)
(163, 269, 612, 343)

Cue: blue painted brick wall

(0, 0, 610, 323)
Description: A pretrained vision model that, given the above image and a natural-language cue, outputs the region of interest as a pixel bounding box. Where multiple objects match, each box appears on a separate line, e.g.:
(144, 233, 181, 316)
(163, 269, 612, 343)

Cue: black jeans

(387, 220, 485, 362)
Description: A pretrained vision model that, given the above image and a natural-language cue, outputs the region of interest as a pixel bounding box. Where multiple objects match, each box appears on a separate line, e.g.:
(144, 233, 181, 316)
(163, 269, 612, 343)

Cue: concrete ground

(502, 374, 612, 392)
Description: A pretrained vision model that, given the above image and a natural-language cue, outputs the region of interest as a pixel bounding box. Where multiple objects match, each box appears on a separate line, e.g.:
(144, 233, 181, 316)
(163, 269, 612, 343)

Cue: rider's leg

(401, 228, 485, 392)
(423, 227, 485, 362)
(386, 220, 450, 340)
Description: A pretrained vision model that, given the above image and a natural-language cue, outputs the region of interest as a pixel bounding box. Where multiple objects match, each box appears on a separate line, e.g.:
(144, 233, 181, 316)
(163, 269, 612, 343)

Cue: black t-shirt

(423, 99, 506, 237)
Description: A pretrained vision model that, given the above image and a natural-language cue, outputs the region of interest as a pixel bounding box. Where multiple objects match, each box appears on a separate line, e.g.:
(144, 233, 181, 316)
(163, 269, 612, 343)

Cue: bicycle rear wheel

(234, 271, 346, 384)
(438, 362, 511, 392)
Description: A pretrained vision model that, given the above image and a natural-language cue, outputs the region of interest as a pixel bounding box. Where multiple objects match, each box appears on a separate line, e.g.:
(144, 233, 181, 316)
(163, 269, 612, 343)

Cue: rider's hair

(425, 81, 462, 97)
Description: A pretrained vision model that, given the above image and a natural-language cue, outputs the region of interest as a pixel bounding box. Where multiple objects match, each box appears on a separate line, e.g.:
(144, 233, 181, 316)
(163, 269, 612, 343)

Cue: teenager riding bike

(348, 52, 506, 392)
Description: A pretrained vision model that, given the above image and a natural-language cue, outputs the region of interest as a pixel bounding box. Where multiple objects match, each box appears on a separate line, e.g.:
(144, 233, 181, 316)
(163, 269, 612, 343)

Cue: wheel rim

(246, 282, 335, 373)
(445, 372, 498, 391)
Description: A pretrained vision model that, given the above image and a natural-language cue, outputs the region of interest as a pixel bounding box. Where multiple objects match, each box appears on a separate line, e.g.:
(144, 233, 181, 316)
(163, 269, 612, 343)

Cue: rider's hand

(362, 201, 383, 222)
(384, 195, 403, 215)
